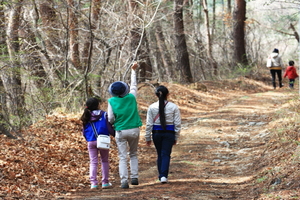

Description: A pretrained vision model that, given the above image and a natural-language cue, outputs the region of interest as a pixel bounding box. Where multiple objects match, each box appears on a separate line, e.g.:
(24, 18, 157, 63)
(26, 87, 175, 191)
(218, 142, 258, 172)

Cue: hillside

(0, 75, 299, 200)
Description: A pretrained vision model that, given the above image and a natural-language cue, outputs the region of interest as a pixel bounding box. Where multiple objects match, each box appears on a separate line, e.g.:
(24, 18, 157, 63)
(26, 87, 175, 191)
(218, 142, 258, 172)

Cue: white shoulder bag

(90, 122, 111, 150)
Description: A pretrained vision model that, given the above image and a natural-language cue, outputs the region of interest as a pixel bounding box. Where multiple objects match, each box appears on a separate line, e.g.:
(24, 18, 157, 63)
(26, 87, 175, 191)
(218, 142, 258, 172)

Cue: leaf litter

(0, 76, 299, 199)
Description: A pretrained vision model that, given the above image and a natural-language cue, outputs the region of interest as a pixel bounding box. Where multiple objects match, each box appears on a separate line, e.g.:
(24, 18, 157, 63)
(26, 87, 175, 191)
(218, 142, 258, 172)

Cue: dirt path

(66, 89, 295, 200)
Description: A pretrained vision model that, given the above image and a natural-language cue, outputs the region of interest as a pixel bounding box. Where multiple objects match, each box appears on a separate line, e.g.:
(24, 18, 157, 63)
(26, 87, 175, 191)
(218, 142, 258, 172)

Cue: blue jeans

(152, 131, 175, 179)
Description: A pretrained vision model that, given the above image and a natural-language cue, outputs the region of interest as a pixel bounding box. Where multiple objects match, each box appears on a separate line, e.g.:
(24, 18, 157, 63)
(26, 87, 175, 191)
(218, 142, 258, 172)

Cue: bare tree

(174, 0, 193, 83)
(0, 2, 16, 138)
(128, 0, 152, 82)
(38, 1, 64, 86)
(155, 22, 174, 82)
(202, 0, 218, 75)
(0, 0, 26, 136)
(5, 0, 25, 115)
(82, 0, 101, 68)
(67, 0, 81, 70)
(39, 2, 62, 58)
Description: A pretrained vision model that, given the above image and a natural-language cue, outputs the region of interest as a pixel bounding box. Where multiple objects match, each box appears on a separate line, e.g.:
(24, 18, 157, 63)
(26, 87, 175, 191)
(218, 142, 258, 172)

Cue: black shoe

(131, 178, 139, 185)
(121, 182, 129, 189)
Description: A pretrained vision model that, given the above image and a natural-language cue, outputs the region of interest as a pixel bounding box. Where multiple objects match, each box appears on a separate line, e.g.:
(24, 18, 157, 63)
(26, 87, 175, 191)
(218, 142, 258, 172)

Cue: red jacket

(284, 66, 299, 79)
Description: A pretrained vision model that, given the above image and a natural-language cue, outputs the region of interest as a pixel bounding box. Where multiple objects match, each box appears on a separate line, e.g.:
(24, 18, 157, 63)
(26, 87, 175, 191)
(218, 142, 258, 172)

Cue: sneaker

(102, 182, 112, 189)
(160, 177, 168, 184)
(121, 182, 129, 189)
(90, 184, 99, 189)
(131, 178, 139, 185)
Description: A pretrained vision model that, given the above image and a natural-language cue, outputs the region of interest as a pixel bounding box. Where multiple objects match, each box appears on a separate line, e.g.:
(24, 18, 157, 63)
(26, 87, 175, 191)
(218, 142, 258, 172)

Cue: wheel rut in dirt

(168, 91, 292, 199)
(67, 89, 294, 200)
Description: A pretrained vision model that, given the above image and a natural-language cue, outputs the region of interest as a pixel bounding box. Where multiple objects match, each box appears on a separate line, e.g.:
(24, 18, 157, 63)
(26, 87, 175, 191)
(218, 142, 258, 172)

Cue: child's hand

(131, 62, 138, 70)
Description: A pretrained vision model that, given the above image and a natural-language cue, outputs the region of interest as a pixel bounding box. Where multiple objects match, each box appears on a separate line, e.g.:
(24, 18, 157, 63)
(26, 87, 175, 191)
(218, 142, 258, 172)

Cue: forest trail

(66, 82, 297, 200)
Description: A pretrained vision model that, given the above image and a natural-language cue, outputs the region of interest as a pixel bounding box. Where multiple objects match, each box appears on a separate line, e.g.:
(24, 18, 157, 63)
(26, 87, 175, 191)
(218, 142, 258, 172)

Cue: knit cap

(273, 48, 279, 53)
(108, 81, 129, 97)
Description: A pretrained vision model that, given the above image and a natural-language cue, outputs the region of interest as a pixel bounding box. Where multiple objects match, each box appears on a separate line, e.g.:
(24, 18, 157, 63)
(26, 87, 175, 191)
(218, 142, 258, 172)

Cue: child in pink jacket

(284, 61, 298, 89)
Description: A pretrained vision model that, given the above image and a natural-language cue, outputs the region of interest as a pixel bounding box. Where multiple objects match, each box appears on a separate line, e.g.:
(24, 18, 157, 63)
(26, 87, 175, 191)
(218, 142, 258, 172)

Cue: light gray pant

(116, 128, 140, 184)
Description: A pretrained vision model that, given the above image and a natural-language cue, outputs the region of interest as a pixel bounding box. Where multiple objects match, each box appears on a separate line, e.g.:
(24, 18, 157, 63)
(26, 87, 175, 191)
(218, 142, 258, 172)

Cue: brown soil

(66, 77, 300, 200)
(1, 76, 299, 200)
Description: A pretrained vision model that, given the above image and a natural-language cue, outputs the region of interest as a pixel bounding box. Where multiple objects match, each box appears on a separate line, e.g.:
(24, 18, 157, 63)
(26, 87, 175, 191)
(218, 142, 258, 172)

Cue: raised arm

(130, 62, 138, 97)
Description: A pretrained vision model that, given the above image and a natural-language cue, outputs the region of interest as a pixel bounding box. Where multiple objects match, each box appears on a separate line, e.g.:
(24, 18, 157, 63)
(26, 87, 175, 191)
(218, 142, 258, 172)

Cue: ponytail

(80, 97, 100, 127)
(155, 85, 169, 130)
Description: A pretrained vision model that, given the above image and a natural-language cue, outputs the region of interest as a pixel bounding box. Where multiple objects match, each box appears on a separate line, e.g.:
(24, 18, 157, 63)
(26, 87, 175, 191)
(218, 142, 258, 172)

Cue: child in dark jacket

(80, 97, 113, 189)
(283, 61, 298, 89)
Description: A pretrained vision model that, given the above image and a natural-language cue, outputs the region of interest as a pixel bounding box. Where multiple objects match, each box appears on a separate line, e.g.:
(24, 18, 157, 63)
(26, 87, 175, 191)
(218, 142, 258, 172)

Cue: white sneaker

(160, 177, 168, 184)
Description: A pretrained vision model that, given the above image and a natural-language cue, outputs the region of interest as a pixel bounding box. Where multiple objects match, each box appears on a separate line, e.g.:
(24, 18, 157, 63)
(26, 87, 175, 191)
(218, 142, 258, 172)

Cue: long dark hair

(80, 97, 99, 127)
(155, 85, 169, 130)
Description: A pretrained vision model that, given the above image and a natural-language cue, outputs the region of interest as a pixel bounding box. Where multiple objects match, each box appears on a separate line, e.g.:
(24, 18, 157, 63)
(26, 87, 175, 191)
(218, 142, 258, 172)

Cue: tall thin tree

(174, 0, 193, 83)
(155, 22, 174, 81)
(203, 0, 218, 75)
(67, 0, 81, 70)
(4, 0, 25, 133)
(128, 0, 152, 82)
(232, 0, 248, 65)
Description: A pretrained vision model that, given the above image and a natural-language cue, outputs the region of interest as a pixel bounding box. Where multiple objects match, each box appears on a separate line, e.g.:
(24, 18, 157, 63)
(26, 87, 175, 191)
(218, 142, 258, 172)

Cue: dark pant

(270, 69, 282, 88)
(289, 79, 295, 88)
(152, 131, 175, 179)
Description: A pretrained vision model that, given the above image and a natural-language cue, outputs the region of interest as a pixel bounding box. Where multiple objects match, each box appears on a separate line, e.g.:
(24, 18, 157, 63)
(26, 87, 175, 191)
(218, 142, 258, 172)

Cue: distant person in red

(283, 60, 298, 89)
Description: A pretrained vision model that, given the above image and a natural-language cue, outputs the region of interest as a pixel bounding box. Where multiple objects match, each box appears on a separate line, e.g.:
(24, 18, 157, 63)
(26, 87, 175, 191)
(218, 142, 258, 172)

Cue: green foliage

(256, 176, 267, 183)
(220, 64, 254, 79)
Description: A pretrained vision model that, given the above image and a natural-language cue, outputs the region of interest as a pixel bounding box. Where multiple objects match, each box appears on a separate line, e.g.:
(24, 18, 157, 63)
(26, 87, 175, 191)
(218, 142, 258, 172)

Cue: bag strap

(90, 122, 99, 138)
(153, 101, 168, 123)
(90, 110, 105, 138)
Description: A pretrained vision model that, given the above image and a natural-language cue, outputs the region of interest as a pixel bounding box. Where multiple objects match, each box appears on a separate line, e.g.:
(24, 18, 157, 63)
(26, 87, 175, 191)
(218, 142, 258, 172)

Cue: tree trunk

(5, 0, 25, 117)
(39, 2, 62, 57)
(232, 0, 248, 65)
(67, 0, 81, 70)
(0, 2, 15, 138)
(190, 1, 207, 81)
(82, 0, 101, 69)
(212, 0, 216, 39)
(174, 0, 193, 83)
(82, 0, 96, 98)
(203, 0, 218, 76)
(155, 22, 174, 82)
(128, 0, 152, 82)
(0, 2, 6, 57)
(38, 2, 64, 86)
(20, 14, 47, 88)
(130, 28, 152, 82)
(228, 0, 232, 14)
